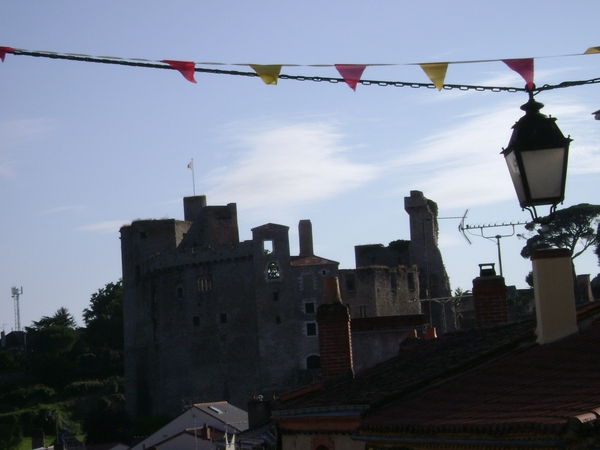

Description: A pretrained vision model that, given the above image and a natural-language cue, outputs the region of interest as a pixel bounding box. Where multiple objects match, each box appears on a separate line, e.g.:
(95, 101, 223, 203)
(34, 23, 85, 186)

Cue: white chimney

(532, 248, 578, 344)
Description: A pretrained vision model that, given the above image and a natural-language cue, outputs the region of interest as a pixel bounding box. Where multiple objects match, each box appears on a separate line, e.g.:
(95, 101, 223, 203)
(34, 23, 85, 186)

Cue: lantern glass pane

(504, 150, 527, 205)
(521, 147, 565, 201)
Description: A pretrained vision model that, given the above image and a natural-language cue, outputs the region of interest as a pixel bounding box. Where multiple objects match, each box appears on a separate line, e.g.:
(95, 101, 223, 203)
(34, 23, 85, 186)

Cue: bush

(63, 380, 104, 397)
(0, 351, 26, 373)
(0, 385, 57, 410)
(0, 415, 22, 450)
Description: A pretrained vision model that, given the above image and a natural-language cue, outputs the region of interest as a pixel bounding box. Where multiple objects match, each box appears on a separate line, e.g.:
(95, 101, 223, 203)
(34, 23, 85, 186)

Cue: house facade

(273, 251, 600, 450)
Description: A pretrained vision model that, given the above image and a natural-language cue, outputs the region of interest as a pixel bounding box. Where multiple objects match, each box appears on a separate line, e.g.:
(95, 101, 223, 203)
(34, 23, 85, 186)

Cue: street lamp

(502, 90, 572, 220)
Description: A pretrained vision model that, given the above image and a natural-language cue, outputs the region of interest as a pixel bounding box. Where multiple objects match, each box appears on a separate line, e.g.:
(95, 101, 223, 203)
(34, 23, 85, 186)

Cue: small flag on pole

(188, 159, 196, 196)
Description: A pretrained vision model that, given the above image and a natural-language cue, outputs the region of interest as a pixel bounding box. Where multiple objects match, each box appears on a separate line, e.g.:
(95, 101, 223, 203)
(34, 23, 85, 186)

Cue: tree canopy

(520, 203, 600, 260)
(26, 306, 77, 332)
(82, 280, 123, 351)
(595, 223, 600, 266)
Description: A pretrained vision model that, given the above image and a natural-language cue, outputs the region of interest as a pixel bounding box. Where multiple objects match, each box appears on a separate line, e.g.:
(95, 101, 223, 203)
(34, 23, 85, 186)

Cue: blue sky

(1, 1, 599, 329)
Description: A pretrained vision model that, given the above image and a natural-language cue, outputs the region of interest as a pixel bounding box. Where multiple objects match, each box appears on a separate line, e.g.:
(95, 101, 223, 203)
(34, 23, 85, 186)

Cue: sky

(1, 1, 599, 330)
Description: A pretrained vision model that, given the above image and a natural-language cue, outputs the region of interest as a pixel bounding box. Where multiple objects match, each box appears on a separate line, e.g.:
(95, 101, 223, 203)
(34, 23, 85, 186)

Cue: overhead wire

(5, 47, 600, 94)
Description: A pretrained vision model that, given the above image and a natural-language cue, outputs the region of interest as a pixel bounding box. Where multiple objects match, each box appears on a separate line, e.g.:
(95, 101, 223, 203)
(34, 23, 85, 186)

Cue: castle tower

(404, 191, 453, 332)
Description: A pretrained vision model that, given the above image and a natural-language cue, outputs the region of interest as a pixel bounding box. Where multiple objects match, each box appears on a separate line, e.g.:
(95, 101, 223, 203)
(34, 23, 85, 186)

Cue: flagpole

(188, 158, 196, 196)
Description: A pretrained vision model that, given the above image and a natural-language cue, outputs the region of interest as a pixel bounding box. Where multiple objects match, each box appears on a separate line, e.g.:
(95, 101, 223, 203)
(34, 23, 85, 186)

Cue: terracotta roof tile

(290, 255, 338, 266)
(276, 320, 536, 412)
(361, 320, 600, 434)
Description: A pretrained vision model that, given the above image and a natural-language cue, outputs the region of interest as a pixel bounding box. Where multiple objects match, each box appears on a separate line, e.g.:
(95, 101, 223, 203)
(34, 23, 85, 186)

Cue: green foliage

(62, 380, 105, 397)
(0, 416, 22, 450)
(26, 325, 80, 389)
(32, 326, 79, 356)
(0, 280, 129, 447)
(595, 223, 600, 266)
(26, 307, 77, 332)
(388, 239, 410, 253)
(453, 287, 471, 308)
(82, 280, 123, 351)
(0, 385, 57, 409)
(83, 394, 129, 444)
(525, 271, 534, 288)
(520, 203, 600, 260)
(0, 351, 26, 372)
(37, 404, 81, 436)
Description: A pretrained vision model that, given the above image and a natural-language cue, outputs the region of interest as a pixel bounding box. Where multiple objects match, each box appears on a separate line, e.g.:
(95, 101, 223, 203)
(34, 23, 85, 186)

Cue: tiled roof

(235, 422, 277, 449)
(276, 320, 536, 412)
(194, 401, 249, 431)
(351, 315, 426, 330)
(290, 255, 338, 266)
(361, 319, 600, 436)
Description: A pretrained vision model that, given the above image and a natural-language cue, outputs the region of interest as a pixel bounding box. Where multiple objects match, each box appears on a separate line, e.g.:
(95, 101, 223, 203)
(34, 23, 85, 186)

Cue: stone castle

(120, 190, 450, 418)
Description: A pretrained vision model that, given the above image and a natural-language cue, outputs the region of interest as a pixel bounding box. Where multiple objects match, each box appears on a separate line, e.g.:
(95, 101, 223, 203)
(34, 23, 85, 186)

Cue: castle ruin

(120, 191, 450, 418)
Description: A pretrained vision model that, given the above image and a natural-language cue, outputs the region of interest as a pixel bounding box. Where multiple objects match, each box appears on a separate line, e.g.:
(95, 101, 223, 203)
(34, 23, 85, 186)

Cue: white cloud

(384, 95, 600, 209)
(76, 221, 126, 234)
(205, 122, 380, 210)
(385, 104, 519, 208)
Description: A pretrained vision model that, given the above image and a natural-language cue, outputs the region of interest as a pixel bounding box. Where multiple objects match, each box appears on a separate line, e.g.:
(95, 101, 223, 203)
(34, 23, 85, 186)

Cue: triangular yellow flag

(420, 63, 449, 90)
(584, 46, 600, 54)
(249, 64, 282, 85)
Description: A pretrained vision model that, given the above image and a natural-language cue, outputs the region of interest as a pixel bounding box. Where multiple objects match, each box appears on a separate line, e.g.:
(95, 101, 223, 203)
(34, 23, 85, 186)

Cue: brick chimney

(316, 277, 354, 380)
(472, 263, 508, 328)
(532, 248, 578, 344)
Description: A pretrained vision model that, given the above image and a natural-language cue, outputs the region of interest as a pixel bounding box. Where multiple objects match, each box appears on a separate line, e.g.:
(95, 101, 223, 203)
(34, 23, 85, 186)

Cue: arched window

(267, 262, 280, 279)
(306, 355, 320, 370)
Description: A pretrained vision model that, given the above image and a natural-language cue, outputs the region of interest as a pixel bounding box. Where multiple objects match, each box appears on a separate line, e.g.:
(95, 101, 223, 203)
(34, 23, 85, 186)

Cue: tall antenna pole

(11, 287, 22, 332)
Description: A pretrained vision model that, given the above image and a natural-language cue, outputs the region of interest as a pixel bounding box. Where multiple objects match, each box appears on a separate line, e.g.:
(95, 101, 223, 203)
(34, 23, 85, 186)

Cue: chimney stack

(577, 274, 594, 303)
(317, 277, 354, 380)
(472, 263, 508, 328)
(247, 397, 273, 428)
(298, 220, 314, 257)
(201, 423, 210, 440)
(532, 248, 578, 344)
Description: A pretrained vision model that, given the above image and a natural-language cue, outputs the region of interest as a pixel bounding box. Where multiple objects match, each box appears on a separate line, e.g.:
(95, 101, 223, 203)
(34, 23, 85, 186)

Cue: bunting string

(1, 45, 599, 94)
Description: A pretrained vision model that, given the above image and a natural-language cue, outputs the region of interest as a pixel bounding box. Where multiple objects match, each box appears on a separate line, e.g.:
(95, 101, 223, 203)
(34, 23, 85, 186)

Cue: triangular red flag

(162, 60, 197, 83)
(335, 64, 367, 91)
(502, 58, 534, 90)
(0, 46, 13, 63)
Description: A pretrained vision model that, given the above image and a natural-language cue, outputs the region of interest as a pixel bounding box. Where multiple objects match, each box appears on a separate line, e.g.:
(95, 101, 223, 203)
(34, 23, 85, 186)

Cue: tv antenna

(459, 217, 528, 277)
(11, 286, 23, 332)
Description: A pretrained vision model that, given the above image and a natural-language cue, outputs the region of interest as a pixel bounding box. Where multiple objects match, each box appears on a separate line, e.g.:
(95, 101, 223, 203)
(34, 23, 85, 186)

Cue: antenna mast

(11, 286, 23, 332)
(459, 220, 528, 277)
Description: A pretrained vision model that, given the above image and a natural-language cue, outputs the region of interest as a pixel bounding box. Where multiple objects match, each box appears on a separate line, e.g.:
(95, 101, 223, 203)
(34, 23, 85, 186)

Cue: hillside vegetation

(0, 281, 132, 449)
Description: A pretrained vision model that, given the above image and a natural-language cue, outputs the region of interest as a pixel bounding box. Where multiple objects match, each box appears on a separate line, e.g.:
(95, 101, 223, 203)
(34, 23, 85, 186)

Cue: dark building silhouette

(120, 191, 450, 418)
